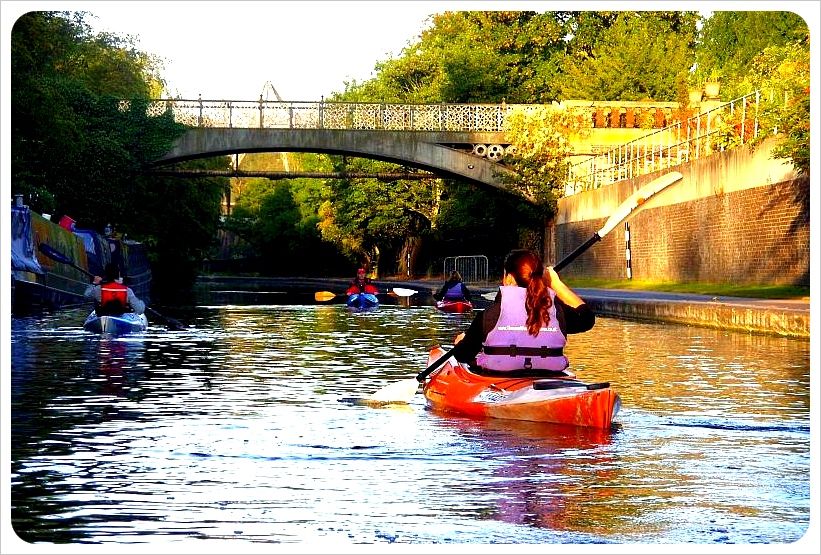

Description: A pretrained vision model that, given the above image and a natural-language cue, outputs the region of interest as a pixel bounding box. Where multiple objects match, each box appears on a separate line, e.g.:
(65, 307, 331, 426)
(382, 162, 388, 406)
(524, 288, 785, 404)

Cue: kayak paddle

(366, 170, 684, 403)
(37, 243, 187, 331)
(315, 287, 418, 302)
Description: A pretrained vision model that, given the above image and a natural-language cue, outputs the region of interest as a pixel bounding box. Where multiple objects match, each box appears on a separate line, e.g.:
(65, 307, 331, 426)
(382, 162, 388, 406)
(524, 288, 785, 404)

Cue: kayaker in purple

(433, 270, 472, 303)
(450, 249, 594, 376)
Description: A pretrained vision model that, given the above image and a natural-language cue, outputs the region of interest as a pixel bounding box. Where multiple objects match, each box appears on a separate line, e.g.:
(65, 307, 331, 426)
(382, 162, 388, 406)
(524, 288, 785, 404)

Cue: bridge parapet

(146, 97, 541, 132)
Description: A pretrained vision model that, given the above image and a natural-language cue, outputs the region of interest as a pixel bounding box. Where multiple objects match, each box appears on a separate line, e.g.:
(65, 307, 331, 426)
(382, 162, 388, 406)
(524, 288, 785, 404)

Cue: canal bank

(194, 276, 811, 340)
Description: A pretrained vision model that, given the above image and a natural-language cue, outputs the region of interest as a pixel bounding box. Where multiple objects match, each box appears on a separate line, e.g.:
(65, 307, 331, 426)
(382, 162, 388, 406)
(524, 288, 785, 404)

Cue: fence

(567, 90, 767, 192)
(142, 98, 537, 132)
(443, 255, 489, 285)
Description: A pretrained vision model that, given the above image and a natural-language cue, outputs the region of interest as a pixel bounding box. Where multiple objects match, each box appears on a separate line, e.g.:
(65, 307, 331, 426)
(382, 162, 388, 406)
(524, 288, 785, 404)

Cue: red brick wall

(555, 176, 810, 286)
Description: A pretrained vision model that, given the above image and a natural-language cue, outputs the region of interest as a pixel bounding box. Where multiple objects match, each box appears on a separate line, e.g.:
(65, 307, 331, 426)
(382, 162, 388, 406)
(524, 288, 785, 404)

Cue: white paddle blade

(391, 287, 418, 297)
(367, 378, 420, 403)
(598, 171, 683, 237)
(481, 291, 498, 301)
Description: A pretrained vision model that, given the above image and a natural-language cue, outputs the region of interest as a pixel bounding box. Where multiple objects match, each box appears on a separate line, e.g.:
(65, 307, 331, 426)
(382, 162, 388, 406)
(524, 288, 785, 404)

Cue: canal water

(5, 286, 814, 552)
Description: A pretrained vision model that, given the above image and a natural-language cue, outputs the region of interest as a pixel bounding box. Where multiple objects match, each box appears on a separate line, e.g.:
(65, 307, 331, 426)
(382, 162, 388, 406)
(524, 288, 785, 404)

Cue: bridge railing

(145, 97, 541, 132)
(566, 90, 767, 192)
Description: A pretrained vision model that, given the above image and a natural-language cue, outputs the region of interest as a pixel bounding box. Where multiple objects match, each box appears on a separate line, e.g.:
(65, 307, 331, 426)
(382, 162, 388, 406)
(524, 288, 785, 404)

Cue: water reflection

(8, 294, 811, 547)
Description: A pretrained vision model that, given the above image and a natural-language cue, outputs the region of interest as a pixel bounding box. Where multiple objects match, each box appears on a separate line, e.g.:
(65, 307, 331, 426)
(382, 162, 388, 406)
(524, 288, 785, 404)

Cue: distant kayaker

(450, 249, 594, 376)
(346, 267, 379, 296)
(84, 262, 146, 316)
(433, 271, 472, 302)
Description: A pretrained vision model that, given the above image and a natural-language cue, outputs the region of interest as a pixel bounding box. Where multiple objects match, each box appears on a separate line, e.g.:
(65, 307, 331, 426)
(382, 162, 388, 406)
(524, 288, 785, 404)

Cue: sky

(81, 1, 444, 101)
(4, 0, 458, 102)
(0, 0, 732, 103)
(3, 1, 818, 102)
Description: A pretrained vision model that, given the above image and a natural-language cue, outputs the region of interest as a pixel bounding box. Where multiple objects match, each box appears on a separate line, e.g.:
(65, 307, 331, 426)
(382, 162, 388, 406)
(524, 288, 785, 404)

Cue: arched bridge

(145, 94, 763, 195)
(148, 98, 525, 191)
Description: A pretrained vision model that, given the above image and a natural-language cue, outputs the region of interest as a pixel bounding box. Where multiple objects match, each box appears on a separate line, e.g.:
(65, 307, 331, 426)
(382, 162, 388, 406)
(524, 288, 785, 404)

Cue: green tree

(557, 11, 699, 101)
(695, 11, 809, 97)
(11, 11, 223, 291)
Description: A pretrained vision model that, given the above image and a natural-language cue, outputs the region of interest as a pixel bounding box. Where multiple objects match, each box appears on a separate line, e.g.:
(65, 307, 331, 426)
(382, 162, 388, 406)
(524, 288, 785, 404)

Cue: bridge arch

(152, 128, 519, 192)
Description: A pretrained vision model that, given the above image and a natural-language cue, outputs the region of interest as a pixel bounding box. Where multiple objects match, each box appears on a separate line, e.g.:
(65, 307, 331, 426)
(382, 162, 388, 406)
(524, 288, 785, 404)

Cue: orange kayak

(422, 346, 621, 429)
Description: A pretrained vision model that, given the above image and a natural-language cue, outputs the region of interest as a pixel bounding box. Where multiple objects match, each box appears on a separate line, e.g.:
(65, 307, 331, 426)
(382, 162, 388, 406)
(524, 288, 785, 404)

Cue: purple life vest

(443, 282, 465, 299)
(475, 286, 568, 372)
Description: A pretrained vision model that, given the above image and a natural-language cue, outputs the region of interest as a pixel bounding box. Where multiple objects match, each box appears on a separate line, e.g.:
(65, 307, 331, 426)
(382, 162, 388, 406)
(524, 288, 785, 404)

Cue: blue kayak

(83, 310, 148, 334)
(346, 293, 379, 309)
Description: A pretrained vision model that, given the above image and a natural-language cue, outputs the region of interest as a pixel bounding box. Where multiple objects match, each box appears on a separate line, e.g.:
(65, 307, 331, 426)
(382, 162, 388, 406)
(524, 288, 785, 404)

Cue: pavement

(198, 276, 811, 339)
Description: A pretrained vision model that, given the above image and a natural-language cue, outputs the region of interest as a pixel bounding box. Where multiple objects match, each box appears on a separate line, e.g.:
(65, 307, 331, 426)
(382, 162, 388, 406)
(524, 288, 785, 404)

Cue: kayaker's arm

(546, 266, 585, 308)
(127, 288, 146, 315)
(451, 303, 500, 364)
(84, 283, 101, 303)
(557, 299, 596, 334)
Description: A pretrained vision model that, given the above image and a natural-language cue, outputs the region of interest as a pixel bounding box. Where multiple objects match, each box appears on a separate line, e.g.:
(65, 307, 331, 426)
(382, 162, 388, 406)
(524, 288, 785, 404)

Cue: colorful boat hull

(347, 293, 379, 309)
(435, 299, 473, 313)
(422, 346, 621, 429)
(11, 202, 152, 316)
(83, 311, 148, 334)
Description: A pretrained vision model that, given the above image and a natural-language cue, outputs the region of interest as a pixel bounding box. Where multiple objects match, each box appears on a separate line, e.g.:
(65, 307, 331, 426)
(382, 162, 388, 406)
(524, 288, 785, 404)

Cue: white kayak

(83, 310, 148, 334)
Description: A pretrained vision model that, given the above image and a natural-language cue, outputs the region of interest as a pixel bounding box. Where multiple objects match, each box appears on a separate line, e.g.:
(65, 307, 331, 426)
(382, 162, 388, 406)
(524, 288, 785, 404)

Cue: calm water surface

(7, 290, 813, 551)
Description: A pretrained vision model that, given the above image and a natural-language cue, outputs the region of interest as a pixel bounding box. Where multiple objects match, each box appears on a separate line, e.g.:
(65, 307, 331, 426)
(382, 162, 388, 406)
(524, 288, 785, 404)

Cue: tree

(501, 105, 591, 209)
(11, 11, 222, 291)
(695, 11, 809, 98)
(557, 11, 699, 101)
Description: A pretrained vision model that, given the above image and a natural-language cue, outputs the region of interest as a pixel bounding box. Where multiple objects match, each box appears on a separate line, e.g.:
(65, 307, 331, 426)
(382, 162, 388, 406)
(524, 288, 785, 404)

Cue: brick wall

(553, 140, 810, 286)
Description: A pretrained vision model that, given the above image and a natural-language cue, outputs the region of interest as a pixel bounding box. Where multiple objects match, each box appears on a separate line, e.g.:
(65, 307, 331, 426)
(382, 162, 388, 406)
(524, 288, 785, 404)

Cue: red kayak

(435, 299, 473, 313)
(422, 346, 621, 429)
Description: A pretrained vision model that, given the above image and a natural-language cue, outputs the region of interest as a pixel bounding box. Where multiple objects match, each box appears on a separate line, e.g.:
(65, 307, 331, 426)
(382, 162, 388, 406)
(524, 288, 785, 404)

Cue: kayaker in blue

(433, 270, 472, 302)
(84, 262, 146, 316)
(450, 249, 594, 377)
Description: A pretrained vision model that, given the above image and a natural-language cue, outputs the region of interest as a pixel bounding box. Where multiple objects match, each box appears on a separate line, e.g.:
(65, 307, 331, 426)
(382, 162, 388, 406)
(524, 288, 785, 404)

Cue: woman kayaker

(450, 249, 594, 376)
(346, 267, 379, 296)
(433, 270, 472, 303)
(84, 262, 146, 316)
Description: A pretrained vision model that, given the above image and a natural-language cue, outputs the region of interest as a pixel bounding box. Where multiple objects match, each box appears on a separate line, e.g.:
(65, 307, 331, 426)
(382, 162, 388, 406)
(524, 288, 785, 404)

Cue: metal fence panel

(443, 255, 489, 285)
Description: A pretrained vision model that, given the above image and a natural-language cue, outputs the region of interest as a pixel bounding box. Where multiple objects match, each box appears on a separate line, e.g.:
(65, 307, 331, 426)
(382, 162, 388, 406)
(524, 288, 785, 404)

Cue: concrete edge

(584, 297, 810, 340)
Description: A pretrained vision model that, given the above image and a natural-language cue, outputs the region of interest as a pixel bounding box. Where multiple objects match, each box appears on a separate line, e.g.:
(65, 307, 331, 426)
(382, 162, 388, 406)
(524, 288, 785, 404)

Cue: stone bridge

(155, 128, 517, 189)
(145, 93, 766, 195)
(148, 98, 522, 191)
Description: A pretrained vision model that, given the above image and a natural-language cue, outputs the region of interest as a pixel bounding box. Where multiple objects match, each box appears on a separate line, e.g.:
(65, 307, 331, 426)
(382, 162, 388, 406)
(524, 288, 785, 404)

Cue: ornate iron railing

(566, 90, 766, 192)
(144, 97, 538, 132)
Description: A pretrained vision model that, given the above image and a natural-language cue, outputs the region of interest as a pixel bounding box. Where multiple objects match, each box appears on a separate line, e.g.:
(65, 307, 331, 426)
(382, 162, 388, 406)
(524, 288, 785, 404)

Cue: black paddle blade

(145, 306, 187, 330)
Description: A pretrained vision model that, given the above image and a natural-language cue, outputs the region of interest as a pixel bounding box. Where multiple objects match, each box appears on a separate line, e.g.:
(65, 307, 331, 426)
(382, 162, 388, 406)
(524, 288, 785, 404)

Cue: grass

(561, 277, 810, 300)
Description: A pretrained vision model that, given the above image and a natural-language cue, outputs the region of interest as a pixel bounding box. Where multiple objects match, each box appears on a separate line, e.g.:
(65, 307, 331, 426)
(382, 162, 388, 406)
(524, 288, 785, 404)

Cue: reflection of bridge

(144, 93, 766, 194)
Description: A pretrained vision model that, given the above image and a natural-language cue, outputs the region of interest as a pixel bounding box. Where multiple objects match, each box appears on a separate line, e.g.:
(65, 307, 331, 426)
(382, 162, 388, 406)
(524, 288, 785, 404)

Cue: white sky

(82, 0, 444, 101)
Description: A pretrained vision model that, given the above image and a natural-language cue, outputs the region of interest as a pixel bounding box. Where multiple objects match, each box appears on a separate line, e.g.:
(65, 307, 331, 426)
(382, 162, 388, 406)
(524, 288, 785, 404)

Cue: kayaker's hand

(92, 275, 102, 285)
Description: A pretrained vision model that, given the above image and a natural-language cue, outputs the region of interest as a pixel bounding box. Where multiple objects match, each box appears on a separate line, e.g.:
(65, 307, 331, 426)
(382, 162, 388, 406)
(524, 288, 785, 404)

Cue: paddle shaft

(415, 171, 682, 383)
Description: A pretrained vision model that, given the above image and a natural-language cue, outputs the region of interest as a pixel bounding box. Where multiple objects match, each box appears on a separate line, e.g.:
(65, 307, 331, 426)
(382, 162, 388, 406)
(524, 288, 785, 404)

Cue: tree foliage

(695, 11, 809, 97)
(11, 11, 226, 291)
(12, 9, 810, 284)
(557, 11, 699, 101)
(501, 105, 591, 210)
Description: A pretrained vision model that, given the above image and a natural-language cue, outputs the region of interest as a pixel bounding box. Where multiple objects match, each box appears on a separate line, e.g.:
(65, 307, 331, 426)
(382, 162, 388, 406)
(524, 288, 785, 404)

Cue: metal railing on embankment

(567, 90, 769, 192)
